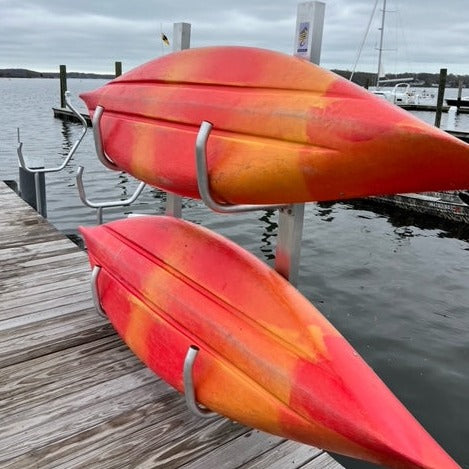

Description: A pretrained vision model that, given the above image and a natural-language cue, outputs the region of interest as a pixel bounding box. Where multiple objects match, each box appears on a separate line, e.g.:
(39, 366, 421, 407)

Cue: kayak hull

(80, 46, 469, 205)
(80, 216, 459, 468)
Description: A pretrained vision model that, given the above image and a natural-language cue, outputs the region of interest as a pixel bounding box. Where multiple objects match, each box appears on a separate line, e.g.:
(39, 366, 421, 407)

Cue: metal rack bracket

(17, 91, 88, 174)
(91, 265, 107, 319)
(76, 166, 146, 224)
(183, 346, 217, 418)
(92, 106, 121, 171)
(195, 121, 287, 214)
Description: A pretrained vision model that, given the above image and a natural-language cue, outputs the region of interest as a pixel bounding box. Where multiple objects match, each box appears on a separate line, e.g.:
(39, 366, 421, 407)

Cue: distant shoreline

(0, 68, 114, 79)
(1, 67, 468, 88)
(331, 69, 469, 88)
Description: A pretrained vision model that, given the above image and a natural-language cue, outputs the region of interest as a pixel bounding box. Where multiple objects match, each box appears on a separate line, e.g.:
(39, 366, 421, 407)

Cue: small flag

(161, 33, 170, 46)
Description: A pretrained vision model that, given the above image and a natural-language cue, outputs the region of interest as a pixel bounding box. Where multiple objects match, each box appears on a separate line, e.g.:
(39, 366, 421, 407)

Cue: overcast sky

(1, 0, 468, 75)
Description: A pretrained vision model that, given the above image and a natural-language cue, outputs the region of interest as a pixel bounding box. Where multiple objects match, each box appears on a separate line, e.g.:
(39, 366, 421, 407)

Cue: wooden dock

(53, 107, 92, 126)
(399, 103, 450, 112)
(0, 181, 344, 469)
(446, 129, 469, 143)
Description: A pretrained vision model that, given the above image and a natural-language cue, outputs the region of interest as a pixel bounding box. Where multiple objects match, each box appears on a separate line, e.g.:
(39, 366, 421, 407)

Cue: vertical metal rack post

(165, 22, 191, 218)
(275, 1, 325, 285)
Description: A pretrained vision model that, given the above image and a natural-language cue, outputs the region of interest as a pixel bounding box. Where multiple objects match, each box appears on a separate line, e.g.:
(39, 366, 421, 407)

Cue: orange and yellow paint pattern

(80, 216, 460, 469)
(80, 46, 469, 205)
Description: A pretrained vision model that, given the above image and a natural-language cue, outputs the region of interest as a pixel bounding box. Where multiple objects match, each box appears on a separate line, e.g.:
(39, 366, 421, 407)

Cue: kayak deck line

(0, 180, 344, 468)
(51, 104, 469, 128)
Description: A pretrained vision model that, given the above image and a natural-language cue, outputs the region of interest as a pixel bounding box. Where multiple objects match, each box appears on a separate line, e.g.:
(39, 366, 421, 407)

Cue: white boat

(373, 82, 420, 105)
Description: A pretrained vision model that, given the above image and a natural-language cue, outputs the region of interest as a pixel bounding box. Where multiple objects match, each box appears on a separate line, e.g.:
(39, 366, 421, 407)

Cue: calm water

(0, 78, 468, 468)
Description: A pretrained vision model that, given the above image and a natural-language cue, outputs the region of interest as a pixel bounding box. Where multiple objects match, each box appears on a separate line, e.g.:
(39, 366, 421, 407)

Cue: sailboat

(353, 0, 421, 105)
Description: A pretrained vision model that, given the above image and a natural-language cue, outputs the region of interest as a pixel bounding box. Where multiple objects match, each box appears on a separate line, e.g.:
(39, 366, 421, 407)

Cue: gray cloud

(0, 0, 468, 74)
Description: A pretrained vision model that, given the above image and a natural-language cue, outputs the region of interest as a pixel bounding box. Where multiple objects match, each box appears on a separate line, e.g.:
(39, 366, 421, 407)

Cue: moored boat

(372, 191, 469, 224)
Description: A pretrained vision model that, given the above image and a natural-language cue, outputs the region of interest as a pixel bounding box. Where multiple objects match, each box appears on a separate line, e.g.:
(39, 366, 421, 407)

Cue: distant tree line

(0, 68, 114, 79)
(1, 67, 468, 88)
(332, 69, 469, 88)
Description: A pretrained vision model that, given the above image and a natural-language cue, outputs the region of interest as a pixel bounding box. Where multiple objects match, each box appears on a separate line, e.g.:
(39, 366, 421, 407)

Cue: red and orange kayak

(80, 216, 460, 468)
(80, 46, 469, 205)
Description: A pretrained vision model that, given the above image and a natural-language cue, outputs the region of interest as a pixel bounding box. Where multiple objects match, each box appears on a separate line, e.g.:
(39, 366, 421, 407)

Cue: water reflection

(258, 209, 278, 260)
(61, 121, 73, 155)
(117, 172, 129, 199)
(393, 226, 415, 239)
(60, 120, 80, 187)
(316, 201, 336, 222)
(151, 188, 166, 202)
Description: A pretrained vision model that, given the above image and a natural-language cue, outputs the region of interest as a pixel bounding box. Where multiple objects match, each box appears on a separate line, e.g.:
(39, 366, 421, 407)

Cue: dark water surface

(0, 78, 468, 468)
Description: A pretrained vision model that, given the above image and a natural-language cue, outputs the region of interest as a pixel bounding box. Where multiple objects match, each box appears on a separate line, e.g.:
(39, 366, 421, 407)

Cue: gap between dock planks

(0, 181, 343, 469)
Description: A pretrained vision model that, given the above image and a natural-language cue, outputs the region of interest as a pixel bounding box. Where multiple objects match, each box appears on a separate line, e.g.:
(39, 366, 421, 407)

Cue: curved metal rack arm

(92, 106, 121, 171)
(91, 265, 107, 319)
(76, 165, 146, 224)
(195, 121, 287, 214)
(183, 346, 217, 418)
(17, 92, 88, 173)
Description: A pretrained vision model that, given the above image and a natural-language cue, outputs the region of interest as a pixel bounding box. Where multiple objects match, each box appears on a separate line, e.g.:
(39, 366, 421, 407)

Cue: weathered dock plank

(0, 368, 159, 459)
(178, 431, 288, 469)
(0, 248, 86, 276)
(0, 181, 344, 469)
(0, 281, 90, 313)
(0, 336, 131, 409)
(0, 293, 93, 328)
(0, 312, 114, 368)
(0, 263, 90, 295)
(61, 415, 248, 469)
(0, 237, 78, 262)
(300, 452, 345, 468)
(244, 440, 323, 468)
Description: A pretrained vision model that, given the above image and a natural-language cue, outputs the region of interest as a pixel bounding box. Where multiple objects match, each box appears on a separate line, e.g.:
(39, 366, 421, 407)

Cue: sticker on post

(296, 22, 310, 55)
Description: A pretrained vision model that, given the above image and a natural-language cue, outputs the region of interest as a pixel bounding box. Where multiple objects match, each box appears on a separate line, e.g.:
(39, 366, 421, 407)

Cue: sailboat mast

(376, 0, 387, 88)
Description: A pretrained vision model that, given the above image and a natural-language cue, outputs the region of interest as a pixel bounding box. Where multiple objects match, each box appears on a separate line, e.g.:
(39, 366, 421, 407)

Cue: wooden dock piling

(458, 78, 463, 101)
(434, 68, 447, 128)
(115, 61, 122, 77)
(59, 64, 67, 109)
